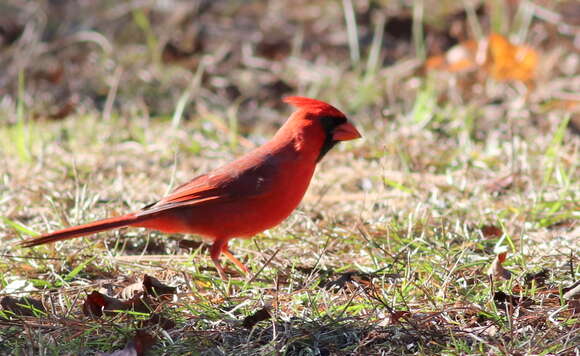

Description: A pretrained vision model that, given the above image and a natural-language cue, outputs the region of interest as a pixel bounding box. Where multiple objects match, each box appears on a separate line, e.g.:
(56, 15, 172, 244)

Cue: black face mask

(317, 116, 347, 162)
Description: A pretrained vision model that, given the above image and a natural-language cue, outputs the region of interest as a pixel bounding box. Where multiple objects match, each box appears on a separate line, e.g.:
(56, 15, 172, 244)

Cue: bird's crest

(283, 96, 345, 117)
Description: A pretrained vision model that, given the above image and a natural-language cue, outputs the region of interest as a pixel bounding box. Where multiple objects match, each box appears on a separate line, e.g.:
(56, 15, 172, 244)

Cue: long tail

(19, 213, 146, 247)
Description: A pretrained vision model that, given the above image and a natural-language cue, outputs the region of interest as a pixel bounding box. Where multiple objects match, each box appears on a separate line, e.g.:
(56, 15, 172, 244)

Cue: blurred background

(0, 0, 577, 134)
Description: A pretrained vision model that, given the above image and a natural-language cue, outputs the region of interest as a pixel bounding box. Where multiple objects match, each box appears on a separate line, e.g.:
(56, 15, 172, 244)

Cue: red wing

(158, 173, 219, 204)
(137, 154, 279, 217)
(136, 173, 229, 216)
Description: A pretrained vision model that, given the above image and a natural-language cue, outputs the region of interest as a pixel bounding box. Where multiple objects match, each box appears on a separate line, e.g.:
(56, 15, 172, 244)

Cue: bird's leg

(210, 239, 228, 280)
(221, 247, 249, 275)
(210, 239, 250, 279)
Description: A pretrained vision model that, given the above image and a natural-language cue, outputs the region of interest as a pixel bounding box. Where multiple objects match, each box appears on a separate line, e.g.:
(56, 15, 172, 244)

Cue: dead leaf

(524, 269, 550, 287)
(480, 225, 503, 239)
(488, 252, 512, 280)
(425, 33, 539, 84)
(143, 275, 176, 299)
(98, 330, 156, 356)
(83, 291, 150, 318)
(83, 291, 127, 317)
(494, 291, 534, 310)
(242, 306, 271, 329)
(389, 310, 411, 325)
(256, 37, 291, 60)
(0, 296, 45, 317)
(487, 33, 538, 82)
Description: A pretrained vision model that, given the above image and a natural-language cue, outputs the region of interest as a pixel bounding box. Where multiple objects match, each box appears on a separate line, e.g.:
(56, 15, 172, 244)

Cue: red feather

(283, 96, 346, 117)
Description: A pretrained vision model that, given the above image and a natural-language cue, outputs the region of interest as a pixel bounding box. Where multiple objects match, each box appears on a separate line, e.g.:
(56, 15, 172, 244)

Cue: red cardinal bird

(20, 97, 361, 279)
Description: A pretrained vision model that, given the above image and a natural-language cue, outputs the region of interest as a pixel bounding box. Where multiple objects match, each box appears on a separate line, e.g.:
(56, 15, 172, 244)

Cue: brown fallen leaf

(83, 291, 150, 318)
(0, 296, 46, 317)
(97, 330, 156, 356)
(256, 36, 291, 60)
(480, 225, 503, 239)
(242, 306, 271, 329)
(524, 269, 550, 287)
(143, 275, 176, 299)
(389, 310, 411, 325)
(488, 252, 512, 280)
(494, 291, 534, 310)
(83, 291, 128, 318)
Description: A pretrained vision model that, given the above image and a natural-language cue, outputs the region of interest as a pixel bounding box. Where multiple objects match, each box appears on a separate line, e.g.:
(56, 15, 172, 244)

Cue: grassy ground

(1, 1, 579, 355)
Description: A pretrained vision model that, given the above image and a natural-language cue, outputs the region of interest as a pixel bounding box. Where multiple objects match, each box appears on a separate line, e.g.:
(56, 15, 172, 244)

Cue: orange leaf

(487, 33, 538, 82)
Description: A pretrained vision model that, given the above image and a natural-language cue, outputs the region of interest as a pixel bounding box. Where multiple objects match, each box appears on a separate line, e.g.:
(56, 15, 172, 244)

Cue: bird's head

(282, 96, 362, 161)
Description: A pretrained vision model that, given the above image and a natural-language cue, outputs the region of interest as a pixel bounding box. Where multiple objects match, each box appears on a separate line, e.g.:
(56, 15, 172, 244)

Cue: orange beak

(332, 122, 362, 141)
